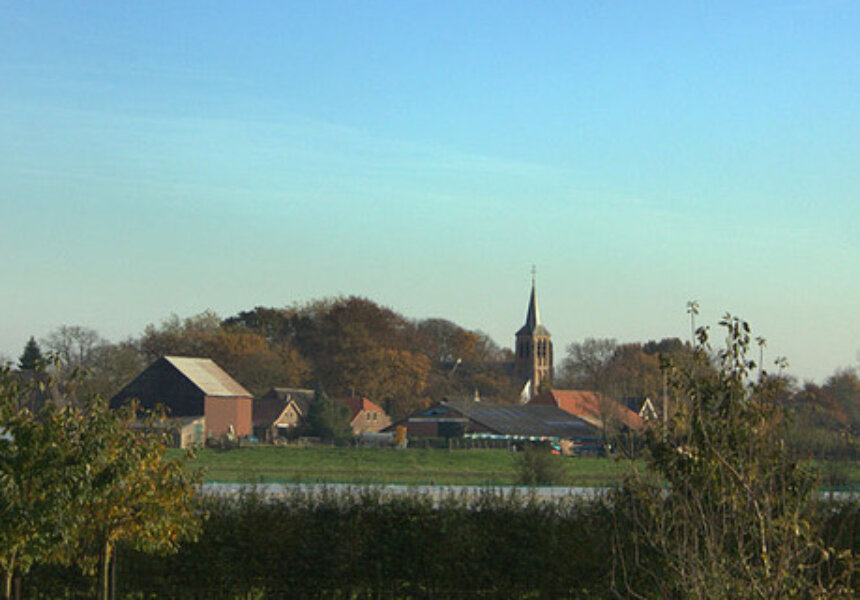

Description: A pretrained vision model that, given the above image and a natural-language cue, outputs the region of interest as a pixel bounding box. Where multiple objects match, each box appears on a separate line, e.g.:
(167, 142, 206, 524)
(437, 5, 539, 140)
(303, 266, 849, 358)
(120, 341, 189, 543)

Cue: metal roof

(163, 356, 252, 398)
(441, 399, 597, 439)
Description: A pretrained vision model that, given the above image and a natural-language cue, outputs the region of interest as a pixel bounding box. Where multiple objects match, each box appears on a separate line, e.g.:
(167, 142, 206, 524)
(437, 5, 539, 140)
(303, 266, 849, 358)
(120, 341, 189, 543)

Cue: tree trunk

(3, 554, 15, 600)
(101, 540, 113, 600)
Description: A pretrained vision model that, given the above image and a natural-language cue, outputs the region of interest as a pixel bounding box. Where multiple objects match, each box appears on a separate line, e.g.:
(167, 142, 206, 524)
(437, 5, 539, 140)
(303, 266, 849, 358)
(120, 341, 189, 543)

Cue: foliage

(824, 368, 860, 433)
(16, 337, 43, 371)
(101, 488, 616, 599)
(65, 402, 203, 599)
(611, 315, 857, 598)
(0, 365, 79, 598)
(0, 364, 202, 600)
(515, 442, 566, 485)
(305, 385, 353, 441)
(558, 336, 696, 402)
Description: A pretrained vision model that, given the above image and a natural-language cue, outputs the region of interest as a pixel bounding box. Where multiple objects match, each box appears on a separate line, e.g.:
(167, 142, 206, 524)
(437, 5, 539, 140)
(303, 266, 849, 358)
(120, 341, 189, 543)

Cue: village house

(342, 396, 392, 435)
(252, 387, 315, 442)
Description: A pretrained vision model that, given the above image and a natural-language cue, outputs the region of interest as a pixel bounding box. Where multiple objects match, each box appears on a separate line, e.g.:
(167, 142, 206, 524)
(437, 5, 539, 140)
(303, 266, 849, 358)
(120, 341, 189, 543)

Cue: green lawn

(169, 445, 634, 486)
(168, 446, 860, 489)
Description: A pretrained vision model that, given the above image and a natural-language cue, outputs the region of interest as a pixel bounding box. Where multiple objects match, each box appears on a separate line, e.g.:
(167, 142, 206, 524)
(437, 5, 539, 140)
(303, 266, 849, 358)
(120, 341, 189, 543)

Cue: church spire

(514, 268, 553, 400)
(524, 276, 541, 332)
(517, 267, 549, 337)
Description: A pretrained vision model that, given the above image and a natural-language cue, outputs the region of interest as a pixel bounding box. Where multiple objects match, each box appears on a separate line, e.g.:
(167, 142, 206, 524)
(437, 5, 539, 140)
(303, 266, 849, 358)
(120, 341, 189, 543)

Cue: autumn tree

(612, 315, 856, 598)
(0, 365, 79, 599)
(139, 311, 310, 395)
(66, 401, 202, 600)
(823, 368, 860, 433)
(0, 364, 201, 600)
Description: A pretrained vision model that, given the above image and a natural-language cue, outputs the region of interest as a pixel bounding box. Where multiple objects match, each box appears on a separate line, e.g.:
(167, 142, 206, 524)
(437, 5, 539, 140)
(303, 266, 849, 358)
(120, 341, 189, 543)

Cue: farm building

(389, 398, 599, 450)
(111, 356, 253, 439)
(529, 389, 643, 431)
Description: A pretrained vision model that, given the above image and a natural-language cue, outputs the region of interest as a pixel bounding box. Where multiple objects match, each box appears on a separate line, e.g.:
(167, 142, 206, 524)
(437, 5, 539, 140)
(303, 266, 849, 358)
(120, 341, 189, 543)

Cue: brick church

(514, 275, 553, 402)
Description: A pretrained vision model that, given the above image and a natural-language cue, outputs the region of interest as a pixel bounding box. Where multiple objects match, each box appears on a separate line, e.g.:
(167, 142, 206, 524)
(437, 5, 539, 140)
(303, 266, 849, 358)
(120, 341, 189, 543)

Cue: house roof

(254, 388, 314, 427)
(341, 397, 387, 422)
(437, 399, 597, 438)
(163, 356, 252, 398)
(623, 396, 658, 419)
(531, 389, 643, 430)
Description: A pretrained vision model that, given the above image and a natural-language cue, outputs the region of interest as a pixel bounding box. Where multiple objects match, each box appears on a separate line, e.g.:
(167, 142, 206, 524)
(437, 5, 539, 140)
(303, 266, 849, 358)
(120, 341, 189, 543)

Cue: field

(170, 445, 634, 486)
(169, 446, 860, 489)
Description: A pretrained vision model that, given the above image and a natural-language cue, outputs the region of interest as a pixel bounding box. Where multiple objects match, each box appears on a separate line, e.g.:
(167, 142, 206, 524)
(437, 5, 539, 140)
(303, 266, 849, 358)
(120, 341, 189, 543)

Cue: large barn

(111, 356, 253, 439)
(390, 398, 599, 443)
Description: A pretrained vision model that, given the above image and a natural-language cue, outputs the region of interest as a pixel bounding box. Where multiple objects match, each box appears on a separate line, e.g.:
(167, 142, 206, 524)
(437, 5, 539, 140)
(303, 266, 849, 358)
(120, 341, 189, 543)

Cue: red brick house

(111, 356, 253, 439)
(341, 397, 392, 435)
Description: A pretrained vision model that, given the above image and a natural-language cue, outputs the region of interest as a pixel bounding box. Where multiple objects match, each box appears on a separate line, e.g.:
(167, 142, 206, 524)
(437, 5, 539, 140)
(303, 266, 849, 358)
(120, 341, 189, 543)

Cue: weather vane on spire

(531, 264, 537, 286)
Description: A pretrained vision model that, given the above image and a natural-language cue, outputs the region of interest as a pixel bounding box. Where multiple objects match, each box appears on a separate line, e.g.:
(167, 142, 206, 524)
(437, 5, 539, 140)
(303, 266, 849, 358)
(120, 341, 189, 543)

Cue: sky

(1, 1, 858, 382)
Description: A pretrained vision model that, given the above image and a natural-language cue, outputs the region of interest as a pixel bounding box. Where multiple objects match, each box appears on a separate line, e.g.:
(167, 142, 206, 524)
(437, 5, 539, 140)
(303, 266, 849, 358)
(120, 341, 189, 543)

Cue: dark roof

(515, 282, 550, 337)
(439, 399, 596, 438)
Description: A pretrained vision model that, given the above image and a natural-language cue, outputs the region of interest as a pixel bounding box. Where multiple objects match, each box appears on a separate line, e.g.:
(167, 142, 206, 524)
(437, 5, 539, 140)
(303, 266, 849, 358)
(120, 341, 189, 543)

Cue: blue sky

(1, 1, 858, 382)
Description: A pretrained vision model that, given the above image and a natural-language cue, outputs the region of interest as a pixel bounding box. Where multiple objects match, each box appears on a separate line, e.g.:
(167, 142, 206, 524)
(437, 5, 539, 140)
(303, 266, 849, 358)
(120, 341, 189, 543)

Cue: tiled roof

(163, 356, 252, 398)
(531, 389, 643, 430)
(341, 397, 386, 422)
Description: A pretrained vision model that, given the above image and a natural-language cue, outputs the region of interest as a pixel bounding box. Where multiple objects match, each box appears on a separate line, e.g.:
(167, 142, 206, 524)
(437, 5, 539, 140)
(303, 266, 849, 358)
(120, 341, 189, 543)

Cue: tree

(0, 364, 201, 600)
(612, 315, 856, 598)
(42, 325, 104, 369)
(823, 368, 860, 433)
(67, 402, 202, 600)
(16, 337, 43, 371)
(305, 385, 352, 441)
(0, 366, 79, 599)
(557, 338, 617, 390)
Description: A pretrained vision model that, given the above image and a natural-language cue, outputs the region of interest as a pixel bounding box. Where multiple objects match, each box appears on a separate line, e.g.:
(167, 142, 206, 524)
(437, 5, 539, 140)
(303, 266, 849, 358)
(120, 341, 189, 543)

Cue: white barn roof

(163, 356, 251, 398)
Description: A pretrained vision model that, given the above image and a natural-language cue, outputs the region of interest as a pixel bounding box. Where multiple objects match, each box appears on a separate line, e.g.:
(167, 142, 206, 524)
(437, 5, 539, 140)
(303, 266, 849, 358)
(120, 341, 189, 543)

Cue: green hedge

(22, 489, 859, 599)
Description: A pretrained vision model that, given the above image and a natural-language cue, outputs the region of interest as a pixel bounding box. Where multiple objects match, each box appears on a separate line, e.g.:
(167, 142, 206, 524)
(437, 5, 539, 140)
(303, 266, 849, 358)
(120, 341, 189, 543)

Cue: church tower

(515, 273, 553, 400)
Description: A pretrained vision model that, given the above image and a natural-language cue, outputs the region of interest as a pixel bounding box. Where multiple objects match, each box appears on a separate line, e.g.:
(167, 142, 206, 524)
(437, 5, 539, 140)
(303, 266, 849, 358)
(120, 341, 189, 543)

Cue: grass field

(169, 445, 634, 486)
(169, 445, 860, 489)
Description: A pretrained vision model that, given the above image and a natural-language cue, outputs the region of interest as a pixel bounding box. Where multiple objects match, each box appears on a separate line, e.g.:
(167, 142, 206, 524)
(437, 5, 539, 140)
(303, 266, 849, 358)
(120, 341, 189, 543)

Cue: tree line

(12, 297, 517, 420)
(4, 313, 859, 597)
(11, 296, 860, 442)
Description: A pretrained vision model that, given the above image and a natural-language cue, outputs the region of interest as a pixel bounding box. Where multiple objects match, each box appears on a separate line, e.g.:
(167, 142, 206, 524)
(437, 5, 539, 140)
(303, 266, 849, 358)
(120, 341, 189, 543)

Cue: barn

(111, 356, 253, 439)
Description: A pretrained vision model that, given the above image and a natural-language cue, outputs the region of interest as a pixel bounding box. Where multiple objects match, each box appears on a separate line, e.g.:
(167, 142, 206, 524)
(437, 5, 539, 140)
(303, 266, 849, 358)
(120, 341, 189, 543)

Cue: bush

(515, 443, 566, 485)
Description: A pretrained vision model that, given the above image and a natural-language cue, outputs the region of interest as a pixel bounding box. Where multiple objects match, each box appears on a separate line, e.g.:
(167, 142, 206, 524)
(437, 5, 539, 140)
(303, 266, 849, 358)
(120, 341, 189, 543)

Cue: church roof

(516, 281, 550, 337)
